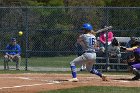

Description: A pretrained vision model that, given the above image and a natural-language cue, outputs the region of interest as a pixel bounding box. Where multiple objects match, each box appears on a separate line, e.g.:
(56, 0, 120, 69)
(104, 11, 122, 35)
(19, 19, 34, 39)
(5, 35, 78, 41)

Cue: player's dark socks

(131, 68, 140, 80)
(70, 66, 77, 78)
(90, 68, 102, 77)
(132, 68, 140, 76)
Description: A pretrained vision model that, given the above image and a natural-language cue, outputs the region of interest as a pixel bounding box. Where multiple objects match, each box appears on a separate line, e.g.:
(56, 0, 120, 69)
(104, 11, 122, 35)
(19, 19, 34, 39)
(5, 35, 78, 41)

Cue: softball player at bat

(69, 23, 108, 82)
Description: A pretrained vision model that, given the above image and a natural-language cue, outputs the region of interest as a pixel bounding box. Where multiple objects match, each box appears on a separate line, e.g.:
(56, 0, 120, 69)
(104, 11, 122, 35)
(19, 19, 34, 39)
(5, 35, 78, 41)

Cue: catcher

(4, 38, 21, 70)
(120, 37, 140, 80)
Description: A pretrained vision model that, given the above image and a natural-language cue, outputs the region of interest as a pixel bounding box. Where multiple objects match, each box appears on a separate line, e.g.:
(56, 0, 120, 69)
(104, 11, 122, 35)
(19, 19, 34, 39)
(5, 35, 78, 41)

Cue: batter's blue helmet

(81, 23, 93, 30)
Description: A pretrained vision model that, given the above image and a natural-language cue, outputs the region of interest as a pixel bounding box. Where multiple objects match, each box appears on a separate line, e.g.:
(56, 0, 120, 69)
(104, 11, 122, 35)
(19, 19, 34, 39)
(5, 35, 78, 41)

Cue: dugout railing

(95, 55, 128, 72)
(95, 37, 131, 72)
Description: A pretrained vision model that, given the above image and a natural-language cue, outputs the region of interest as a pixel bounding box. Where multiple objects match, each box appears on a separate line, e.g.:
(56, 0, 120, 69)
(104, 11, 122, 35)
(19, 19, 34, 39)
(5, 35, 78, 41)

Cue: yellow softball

(18, 31, 23, 36)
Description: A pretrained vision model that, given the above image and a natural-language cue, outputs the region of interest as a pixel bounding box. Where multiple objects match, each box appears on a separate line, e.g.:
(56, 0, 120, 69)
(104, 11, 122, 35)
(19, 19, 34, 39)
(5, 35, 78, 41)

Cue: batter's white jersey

(80, 33, 96, 52)
(70, 33, 96, 72)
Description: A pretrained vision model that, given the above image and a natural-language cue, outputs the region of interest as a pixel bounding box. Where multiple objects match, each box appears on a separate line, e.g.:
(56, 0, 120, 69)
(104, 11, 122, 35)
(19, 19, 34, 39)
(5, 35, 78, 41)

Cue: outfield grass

(27, 55, 76, 67)
(39, 86, 140, 93)
(0, 55, 76, 67)
(0, 55, 128, 72)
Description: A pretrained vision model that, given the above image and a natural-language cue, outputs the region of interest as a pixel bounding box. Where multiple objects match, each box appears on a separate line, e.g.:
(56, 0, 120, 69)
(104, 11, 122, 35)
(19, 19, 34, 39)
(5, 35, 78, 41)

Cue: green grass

(0, 55, 129, 72)
(39, 86, 140, 93)
(0, 70, 72, 74)
(0, 70, 35, 74)
(27, 55, 76, 67)
(0, 55, 76, 67)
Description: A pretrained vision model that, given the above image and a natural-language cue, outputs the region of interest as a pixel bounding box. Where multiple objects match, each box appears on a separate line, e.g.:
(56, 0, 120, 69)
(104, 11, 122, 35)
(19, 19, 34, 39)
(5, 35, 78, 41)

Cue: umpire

(4, 38, 21, 70)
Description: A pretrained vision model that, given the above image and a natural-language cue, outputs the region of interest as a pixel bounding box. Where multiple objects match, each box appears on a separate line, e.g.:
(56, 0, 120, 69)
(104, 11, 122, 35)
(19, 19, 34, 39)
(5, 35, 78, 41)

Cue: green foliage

(25, 0, 45, 6)
(30, 30, 77, 57)
(68, 0, 106, 6)
(1, 0, 140, 7)
(109, 9, 139, 29)
(46, 0, 64, 6)
(1, 0, 44, 6)
(107, 0, 140, 7)
(1, 0, 64, 6)
(65, 0, 140, 7)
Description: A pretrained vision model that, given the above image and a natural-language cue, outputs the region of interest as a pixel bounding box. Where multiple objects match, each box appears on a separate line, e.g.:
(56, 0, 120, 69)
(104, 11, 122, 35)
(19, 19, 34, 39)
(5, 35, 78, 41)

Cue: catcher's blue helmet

(81, 23, 93, 30)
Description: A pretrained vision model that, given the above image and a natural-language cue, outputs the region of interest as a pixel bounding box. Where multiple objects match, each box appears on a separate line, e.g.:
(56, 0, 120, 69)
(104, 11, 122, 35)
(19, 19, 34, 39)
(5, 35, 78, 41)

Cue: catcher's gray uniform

(70, 33, 96, 72)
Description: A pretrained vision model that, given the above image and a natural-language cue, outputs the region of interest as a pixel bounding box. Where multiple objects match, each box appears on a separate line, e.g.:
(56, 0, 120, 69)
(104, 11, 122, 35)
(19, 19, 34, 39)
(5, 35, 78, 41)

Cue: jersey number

(89, 38, 95, 45)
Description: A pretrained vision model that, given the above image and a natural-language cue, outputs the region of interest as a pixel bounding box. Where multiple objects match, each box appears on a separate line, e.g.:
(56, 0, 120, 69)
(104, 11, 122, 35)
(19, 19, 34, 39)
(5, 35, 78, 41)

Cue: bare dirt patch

(0, 73, 140, 93)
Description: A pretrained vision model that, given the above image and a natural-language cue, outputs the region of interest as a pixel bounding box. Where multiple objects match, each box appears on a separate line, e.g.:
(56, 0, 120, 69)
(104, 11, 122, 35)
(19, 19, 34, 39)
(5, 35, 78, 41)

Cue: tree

(107, 0, 140, 7)
(67, 0, 106, 6)
(0, 0, 64, 6)
(1, 0, 140, 7)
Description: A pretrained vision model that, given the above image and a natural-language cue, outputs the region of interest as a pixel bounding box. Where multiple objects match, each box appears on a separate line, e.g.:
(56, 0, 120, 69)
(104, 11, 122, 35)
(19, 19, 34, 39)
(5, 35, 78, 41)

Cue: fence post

(23, 7, 29, 71)
(105, 8, 110, 72)
(105, 31, 109, 71)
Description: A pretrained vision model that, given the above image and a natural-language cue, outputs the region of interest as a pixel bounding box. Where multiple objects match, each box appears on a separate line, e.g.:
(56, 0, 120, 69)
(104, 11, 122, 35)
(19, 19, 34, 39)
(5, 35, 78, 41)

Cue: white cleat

(69, 78, 79, 82)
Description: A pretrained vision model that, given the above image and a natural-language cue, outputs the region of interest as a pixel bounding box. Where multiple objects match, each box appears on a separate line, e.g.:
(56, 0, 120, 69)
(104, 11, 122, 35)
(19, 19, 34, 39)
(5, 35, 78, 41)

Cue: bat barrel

(95, 26, 113, 34)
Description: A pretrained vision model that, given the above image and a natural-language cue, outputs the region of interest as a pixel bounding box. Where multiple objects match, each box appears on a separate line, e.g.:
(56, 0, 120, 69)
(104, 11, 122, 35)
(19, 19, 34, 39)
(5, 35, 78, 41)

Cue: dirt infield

(0, 73, 140, 93)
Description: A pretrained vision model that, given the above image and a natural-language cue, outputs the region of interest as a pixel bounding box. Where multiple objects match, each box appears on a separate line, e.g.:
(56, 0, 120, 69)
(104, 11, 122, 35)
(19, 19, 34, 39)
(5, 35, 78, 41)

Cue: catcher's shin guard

(132, 75, 140, 80)
(133, 68, 140, 74)
(131, 67, 140, 75)
(132, 68, 140, 80)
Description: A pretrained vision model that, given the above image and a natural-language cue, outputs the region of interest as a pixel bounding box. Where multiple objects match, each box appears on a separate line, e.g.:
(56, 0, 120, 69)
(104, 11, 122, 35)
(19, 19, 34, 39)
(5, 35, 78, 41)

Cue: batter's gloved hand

(120, 46, 127, 50)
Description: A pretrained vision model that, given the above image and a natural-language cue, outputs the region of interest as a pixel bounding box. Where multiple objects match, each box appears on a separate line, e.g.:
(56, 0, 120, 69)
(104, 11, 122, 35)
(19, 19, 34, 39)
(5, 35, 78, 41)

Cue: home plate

(119, 81, 130, 83)
(113, 80, 130, 83)
(19, 77, 32, 80)
(52, 81, 61, 83)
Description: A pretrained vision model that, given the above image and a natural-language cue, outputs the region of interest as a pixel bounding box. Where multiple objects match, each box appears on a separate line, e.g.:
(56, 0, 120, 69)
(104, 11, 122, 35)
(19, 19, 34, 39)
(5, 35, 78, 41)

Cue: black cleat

(132, 75, 140, 80)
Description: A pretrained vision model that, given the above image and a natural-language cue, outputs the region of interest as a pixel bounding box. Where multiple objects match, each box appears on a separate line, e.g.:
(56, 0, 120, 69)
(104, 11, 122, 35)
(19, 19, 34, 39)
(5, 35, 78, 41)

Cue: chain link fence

(0, 7, 140, 71)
